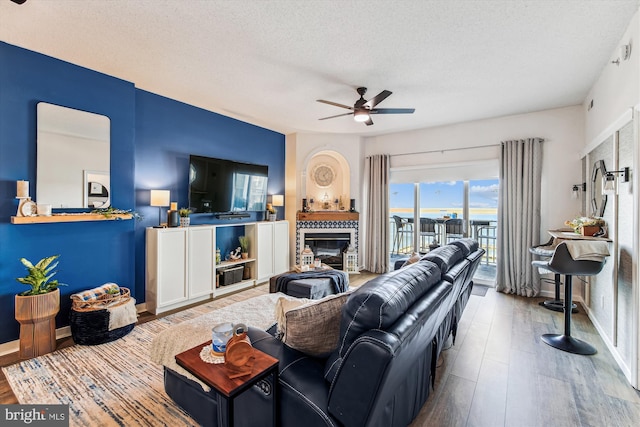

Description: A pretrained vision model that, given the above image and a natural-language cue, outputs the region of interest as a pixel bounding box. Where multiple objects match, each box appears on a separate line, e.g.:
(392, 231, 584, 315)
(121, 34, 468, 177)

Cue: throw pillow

(401, 252, 421, 268)
(275, 292, 351, 357)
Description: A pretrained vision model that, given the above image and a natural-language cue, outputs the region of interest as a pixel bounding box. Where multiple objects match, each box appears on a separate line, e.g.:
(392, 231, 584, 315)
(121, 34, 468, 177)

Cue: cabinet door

(188, 227, 215, 298)
(257, 222, 274, 282)
(156, 229, 188, 308)
(273, 221, 290, 275)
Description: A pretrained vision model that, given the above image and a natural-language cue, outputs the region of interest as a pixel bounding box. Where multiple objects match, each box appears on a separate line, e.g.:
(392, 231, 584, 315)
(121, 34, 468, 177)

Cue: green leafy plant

(91, 207, 142, 220)
(178, 207, 191, 217)
(564, 216, 605, 234)
(238, 236, 250, 253)
(16, 255, 66, 296)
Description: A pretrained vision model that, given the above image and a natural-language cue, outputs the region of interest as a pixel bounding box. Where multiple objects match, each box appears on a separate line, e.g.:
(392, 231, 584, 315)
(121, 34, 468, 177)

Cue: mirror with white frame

(36, 103, 111, 209)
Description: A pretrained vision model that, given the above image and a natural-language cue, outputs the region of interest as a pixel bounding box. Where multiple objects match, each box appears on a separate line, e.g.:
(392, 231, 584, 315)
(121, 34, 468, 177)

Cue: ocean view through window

(390, 179, 498, 283)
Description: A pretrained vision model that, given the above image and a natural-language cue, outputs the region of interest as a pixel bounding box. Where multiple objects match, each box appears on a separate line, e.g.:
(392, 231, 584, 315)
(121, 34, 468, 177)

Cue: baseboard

(0, 326, 72, 357)
(583, 304, 634, 386)
(1, 303, 149, 357)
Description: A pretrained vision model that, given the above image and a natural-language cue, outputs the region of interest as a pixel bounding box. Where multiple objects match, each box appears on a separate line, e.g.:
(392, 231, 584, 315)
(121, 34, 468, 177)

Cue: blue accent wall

(0, 42, 285, 345)
(133, 90, 285, 299)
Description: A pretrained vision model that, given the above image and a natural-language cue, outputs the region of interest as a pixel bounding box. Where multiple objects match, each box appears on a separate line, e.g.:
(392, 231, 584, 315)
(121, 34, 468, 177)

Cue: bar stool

(529, 237, 577, 313)
(532, 242, 607, 355)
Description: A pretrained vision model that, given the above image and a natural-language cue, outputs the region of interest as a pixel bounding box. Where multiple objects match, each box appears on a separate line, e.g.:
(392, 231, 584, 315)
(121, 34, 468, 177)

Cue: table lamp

(150, 190, 170, 227)
(271, 194, 284, 217)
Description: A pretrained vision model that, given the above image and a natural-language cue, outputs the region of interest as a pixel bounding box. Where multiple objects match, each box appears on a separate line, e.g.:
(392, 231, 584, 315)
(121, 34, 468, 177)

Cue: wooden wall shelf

(11, 213, 133, 224)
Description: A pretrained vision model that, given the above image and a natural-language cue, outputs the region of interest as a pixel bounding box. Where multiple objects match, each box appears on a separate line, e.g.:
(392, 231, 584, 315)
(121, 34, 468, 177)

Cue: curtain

(364, 154, 390, 273)
(496, 138, 543, 296)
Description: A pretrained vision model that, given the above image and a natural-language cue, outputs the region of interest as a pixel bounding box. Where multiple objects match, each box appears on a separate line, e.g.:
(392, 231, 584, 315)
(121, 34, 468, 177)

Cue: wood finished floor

(410, 287, 640, 427)
(2, 273, 639, 427)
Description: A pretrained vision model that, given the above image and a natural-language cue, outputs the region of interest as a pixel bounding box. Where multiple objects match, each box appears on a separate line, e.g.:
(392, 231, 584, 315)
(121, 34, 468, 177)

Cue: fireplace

(296, 211, 359, 271)
(304, 232, 351, 270)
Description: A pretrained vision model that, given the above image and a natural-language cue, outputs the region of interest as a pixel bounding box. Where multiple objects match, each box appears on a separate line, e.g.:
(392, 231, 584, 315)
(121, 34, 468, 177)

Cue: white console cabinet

(146, 221, 288, 314)
(256, 221, 290, 283)
(146, 226, 215, 314)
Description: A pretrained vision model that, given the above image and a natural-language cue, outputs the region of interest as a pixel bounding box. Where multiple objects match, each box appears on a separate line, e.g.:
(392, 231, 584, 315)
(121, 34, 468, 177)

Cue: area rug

(2, 293, 283, 427)
(471, 284, 490, 297)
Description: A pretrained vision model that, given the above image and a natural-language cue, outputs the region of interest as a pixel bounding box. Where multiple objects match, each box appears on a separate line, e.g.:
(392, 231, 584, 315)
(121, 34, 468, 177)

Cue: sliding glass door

(390, 178, 498, 284)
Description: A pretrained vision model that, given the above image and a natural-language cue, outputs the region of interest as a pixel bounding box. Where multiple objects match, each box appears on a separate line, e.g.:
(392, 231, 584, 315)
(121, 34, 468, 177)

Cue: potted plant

(15, 255, 66, 359)
(564, 216, 606, 236)
(238, 236, 250, 259)
(179, 207, 191, 227)
(266, 203, 276, 221)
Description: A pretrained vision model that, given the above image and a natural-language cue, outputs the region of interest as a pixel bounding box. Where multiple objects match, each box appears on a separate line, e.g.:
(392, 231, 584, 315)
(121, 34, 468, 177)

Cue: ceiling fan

(317, 87, 415, 126)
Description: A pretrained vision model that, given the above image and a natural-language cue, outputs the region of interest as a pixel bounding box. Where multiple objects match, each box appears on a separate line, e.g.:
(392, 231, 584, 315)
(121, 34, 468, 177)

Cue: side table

(175, 341, 279, 427)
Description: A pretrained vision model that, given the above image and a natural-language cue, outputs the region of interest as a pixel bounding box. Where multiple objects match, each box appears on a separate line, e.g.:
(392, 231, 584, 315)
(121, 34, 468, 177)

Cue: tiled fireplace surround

(295, 212, 359, 267)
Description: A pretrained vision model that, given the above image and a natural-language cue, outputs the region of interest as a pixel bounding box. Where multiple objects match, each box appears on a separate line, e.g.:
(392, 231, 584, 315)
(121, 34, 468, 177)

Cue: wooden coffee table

(175, 340, 279, 427)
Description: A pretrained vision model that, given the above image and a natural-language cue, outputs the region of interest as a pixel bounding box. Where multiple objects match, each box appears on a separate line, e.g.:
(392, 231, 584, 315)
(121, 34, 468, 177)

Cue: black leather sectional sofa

(163, 239, 484, 427)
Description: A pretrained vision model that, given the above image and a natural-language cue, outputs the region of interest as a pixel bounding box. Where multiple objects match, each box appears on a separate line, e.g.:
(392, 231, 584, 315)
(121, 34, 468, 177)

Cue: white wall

(285, 133, 363, 265)
(364, 106, 585, 241)
(584, 12, 639, 144)
(581, 10, 639, 388)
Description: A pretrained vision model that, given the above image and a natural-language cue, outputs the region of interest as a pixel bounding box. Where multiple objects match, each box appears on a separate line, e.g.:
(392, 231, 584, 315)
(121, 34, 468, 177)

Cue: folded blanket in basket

(71, 283, 120, 301)
(108, 298, 137, 331)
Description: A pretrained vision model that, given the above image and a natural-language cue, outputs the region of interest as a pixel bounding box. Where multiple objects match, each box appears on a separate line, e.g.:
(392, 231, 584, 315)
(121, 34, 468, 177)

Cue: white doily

(199, 346, 225, 364)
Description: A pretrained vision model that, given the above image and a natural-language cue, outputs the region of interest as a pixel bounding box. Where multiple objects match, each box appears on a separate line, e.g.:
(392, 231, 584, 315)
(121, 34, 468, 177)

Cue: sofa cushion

(449, 238, 478, 257)
(421, 245, 463, 274)
(275, 292, 350, 357)
(324, 260, 442, 382)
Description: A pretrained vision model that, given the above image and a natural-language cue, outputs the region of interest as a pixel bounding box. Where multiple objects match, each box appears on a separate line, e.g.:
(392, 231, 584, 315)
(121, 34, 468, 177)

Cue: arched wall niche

(304, 150, 351, 209)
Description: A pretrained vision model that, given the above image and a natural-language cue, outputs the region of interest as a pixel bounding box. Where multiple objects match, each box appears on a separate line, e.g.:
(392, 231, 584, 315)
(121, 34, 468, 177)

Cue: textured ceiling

(1, 0, 638, 136)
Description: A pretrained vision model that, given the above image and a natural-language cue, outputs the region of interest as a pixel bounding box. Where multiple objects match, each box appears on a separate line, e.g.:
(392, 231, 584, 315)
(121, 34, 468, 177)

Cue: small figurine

(229, 246, 242, 260)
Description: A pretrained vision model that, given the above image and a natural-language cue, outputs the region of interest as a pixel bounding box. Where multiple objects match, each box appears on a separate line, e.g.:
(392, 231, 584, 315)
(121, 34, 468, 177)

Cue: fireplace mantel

(295, 211, 359, 267)
(296, 211, 359, 221)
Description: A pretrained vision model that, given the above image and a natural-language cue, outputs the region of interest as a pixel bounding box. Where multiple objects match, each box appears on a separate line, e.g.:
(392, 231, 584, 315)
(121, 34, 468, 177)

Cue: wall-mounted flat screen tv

(189, 155, 268, 214)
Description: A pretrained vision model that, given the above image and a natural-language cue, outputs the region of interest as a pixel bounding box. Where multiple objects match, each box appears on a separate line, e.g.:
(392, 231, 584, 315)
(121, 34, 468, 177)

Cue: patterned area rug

(2, 293, 282, 427)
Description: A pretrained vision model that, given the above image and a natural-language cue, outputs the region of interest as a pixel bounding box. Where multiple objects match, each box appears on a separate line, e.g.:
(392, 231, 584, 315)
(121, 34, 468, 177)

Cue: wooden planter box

(15, 289, 60, 359)
(581, 226, 600, 237)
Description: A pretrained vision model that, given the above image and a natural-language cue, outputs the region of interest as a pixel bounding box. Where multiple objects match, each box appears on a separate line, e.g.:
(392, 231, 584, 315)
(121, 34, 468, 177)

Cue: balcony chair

(444, 218, 465, 243)
(392, 215, 413, 254)
(532, 241, 608, 355)
(419, 218, 437, 252)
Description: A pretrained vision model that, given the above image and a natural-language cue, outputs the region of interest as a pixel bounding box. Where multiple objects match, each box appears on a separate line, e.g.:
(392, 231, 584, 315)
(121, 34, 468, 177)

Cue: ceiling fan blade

(317, 100, 354, 110)
(319, 112, 353, 120)
(364, 117, 374, 126)
(370, 108, 415, 115)
(364, 90, 392, 109)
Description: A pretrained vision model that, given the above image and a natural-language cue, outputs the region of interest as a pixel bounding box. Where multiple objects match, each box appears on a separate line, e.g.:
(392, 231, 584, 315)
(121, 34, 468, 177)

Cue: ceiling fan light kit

(317, 87, 415, 126)
(354, 109, 370, 122)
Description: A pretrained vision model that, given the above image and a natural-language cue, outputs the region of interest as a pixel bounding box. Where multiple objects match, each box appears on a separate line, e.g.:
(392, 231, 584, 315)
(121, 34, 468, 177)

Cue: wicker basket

(70, 288, 135, 345)
(71, 287, 131, 312)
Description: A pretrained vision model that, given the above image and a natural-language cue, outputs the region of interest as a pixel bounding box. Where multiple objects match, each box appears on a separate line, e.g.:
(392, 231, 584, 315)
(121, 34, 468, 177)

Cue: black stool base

(538, 300, 578, 313)
(541, 334, 596, 355)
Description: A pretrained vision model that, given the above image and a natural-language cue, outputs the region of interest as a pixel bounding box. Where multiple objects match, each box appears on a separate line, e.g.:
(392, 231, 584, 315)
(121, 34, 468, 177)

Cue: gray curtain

(496, 138, 543, 296)
(364, 154, 390, 273)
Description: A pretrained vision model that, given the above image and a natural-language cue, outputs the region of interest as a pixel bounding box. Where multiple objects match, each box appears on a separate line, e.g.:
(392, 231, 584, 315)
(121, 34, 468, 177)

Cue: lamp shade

(150, 190, 170, 207)
(271, 195, 284, 207)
